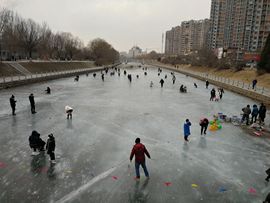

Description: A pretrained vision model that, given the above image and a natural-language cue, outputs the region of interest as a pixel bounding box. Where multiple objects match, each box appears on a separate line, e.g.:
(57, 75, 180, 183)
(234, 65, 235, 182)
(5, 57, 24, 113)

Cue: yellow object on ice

(191, 184, 198, 188)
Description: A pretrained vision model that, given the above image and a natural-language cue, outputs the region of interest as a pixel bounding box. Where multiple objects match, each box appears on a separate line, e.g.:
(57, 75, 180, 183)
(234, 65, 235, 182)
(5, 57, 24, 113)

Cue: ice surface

(0, 63, 270, 202)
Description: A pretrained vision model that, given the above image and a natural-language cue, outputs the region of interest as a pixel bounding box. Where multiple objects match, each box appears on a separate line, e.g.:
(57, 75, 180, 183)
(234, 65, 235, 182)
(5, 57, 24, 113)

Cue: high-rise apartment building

(208, 0, 227, 49)
(165, 26, 182, 55)
(165, 19, 210, 55)
(209, 0, 270, 53)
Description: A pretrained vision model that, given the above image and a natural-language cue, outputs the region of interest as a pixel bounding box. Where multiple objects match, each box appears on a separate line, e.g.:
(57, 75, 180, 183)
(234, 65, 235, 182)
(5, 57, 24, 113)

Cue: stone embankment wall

(0, 62, 122, 90)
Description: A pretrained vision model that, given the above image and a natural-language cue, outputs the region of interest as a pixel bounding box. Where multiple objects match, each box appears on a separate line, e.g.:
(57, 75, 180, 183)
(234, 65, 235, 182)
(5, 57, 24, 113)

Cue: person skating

(130, 138, 151, 180)
(180, 85, 187, 93)
(150, 81, 154, 88)
(29, 130, 46, 156)
(124, 70, 127, 75)
(206, 80, 209, 89)
(251, 104, 259, 123)
(46, 134, 56, 164)
(218, 88, 224, 100)
(241, 105, 251, 125)
(194, 83, 198, 88)
(172, 75, 176, 84)
(74, 75, 79, 82)
(65, 105, 73, 119)
(259, 103, 267, 124)
(199, 118, 209, 135)
(184, 119, 192, 142)
(210, 88, 216, 101)
(160, 79, 164, 88)
(93, 73, 96, 77)
(101, 74, 105, 82)
(128, 74, 132, 82)
(45, 87, 51, 94)
(165, 75, 167, 79)
(9, 95, 16, 115)
(29, 93, 36, 114)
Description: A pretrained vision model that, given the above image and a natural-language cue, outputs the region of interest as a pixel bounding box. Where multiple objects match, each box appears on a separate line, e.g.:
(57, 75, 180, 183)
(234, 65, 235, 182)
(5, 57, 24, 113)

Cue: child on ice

(184, 119, 192, 142)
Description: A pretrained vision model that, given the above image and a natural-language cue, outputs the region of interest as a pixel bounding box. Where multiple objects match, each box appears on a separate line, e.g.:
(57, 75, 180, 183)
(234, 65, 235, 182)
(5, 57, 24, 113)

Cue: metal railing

(0, 67, 103, 84)
(152, 63, 270, 97)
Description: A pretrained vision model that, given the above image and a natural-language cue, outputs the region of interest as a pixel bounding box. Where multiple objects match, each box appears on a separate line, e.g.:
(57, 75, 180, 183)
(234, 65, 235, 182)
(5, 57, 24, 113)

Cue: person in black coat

(10, 95, 17, 115)
(259, 103, 267, 124)
(160, 79, 164, 88)
(206, 80, 209, 89)
(210, 88, 216, 101)
(29, 130, 45, 155)
(264, 192, 270, 203)
(101, 74, 105, 82)
(45, 87, 51, 94)
(46, 134, 56, 163)
(29, 93, 36, 114)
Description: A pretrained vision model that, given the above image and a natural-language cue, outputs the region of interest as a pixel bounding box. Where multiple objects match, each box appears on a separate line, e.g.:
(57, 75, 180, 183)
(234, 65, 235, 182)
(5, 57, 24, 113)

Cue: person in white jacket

(65, 106, 73, 119)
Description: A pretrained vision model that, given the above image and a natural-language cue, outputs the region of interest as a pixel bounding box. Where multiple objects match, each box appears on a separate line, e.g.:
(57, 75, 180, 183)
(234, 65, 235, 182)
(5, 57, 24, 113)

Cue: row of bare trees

(0, 8, 119, 64)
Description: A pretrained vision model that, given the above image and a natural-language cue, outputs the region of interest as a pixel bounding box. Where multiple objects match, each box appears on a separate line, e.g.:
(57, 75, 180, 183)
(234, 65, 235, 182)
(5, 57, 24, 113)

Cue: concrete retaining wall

(150, 64, 270, 106)
(0, 67, 103, 90)
(0, 62, 122, 90)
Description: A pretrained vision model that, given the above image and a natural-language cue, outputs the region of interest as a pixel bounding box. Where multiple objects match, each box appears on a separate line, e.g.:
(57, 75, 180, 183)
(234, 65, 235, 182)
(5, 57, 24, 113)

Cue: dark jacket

(29, 131, 44, 148)
(200, 118, 209, 127)
(46, 136, 55, 153)
(10, 97, 16, 108)
(242, 106, 251, 115)
(211, 89, 216, 97)
(29, 95, 35, 105)
(259, 105, 267, 118)
(130, 143, 151, 163)
(252, 106, 259, 116)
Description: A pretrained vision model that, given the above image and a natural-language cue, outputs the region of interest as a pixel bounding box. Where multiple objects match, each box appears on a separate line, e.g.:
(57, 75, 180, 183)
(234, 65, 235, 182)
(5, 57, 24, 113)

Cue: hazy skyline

(1, 0, 211, 52)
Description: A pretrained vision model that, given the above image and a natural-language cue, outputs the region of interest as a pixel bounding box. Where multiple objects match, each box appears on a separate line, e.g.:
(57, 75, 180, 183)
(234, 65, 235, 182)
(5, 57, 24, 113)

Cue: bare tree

(88, 38, 119, 65)
(16, 18, 42, 59)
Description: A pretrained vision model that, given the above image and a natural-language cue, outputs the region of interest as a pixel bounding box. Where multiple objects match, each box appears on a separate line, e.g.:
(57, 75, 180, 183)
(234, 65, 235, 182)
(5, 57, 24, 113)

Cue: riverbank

(0, 61, 95, 76)
(178, 65, 270, 89)
(147, 62, 270, 106)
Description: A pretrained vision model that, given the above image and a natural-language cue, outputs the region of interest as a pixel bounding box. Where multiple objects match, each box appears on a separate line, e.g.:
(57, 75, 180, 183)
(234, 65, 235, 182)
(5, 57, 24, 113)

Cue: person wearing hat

(130, 138, 151, 180)
(29, 93, 36, 114)
(46, 134, 56, 164)
(9, 95, 17, 115)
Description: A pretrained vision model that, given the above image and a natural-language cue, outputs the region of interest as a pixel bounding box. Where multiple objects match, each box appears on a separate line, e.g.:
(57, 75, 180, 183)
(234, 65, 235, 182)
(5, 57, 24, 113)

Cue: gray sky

(1, 0, 211, 52)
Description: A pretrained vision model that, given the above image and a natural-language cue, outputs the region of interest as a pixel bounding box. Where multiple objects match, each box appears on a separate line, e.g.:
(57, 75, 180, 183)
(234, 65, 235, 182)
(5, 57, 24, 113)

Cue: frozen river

(0, 63, 269, 203)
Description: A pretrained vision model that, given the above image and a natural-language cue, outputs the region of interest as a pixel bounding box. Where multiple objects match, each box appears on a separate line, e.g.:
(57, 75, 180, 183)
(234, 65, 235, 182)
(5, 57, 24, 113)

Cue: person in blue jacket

(251, 104, 259, 123)
(184, 119, 192, 142)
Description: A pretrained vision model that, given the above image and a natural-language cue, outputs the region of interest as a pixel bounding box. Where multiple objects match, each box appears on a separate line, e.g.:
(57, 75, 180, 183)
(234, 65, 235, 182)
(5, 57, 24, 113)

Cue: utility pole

(0, 33, 2, 62)
(161, 33, 164, 54)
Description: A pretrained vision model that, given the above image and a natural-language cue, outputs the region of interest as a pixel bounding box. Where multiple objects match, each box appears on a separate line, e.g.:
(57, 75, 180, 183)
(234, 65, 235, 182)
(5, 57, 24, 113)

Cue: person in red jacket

(130, 138, 151, 179)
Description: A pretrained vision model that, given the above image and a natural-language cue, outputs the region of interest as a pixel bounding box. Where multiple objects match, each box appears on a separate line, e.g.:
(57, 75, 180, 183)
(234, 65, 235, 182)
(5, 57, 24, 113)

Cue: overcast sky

(1, 0, 211, 52)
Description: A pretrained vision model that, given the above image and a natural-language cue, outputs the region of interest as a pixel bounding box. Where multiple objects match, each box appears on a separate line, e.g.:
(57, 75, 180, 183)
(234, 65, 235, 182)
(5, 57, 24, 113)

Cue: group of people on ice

(9, 93, 37, 116)
(241, 103, 267, 125)
(29, 131, 56, 164)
